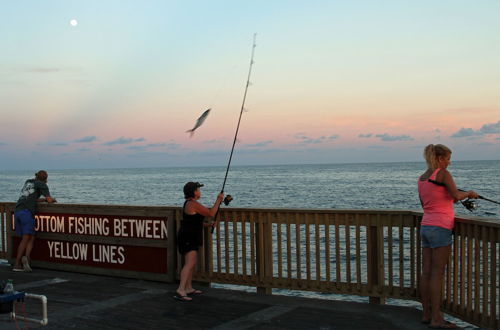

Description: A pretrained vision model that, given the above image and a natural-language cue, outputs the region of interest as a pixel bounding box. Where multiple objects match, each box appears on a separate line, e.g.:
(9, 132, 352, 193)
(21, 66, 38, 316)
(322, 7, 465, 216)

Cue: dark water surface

(1, 160, 499, 217)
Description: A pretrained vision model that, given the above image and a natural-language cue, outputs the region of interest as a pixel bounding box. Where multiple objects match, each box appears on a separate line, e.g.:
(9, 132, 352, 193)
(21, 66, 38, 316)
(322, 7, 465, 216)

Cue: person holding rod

(418, 144, 478, 329)
(175, 182, 223, 301)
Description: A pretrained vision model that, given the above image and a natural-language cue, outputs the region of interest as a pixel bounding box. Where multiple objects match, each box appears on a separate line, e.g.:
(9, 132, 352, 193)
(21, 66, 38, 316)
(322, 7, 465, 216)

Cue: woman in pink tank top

(418, 144, 478, 328)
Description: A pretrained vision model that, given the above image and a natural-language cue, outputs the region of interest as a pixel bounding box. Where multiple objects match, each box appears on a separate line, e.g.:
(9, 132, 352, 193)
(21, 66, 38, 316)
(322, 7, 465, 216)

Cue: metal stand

(10, 293, 48, 326)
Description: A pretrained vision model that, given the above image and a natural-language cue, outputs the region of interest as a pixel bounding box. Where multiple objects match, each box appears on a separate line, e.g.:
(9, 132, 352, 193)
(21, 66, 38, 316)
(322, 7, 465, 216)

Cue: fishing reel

(223, 195, 233, 206)
(461, 199, 478, 212)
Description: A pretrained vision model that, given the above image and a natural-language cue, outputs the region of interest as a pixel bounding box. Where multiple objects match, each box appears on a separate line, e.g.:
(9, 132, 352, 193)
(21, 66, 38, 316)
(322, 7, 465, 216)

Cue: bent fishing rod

(211, 34, 257, 234)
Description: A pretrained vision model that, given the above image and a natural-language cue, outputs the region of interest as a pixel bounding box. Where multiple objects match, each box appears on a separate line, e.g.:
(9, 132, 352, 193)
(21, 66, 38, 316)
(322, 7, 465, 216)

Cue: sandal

(187, 289, 203, 295)
(173, 294, 192, 302)
(429, 321, 458, 329)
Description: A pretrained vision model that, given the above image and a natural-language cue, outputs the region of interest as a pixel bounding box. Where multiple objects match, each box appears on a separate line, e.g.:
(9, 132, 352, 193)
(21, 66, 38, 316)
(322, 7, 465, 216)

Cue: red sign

(11, 212, 170, 274)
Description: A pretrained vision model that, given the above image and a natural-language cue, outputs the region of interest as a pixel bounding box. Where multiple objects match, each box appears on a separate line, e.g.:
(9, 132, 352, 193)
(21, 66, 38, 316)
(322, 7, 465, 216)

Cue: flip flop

(187, 289, 203, 295)
(13, 267, 25, 272)
(429, 321, 458, 329)
(173, 294, 192, 302)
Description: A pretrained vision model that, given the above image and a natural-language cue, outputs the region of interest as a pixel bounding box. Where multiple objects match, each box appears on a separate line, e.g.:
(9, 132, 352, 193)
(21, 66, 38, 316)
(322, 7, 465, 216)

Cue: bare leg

(25, 235, 35, 261)
(14, 234, 32, 268)
(429, 245, 453, 327)
(176, 251, 197, 299)
(420, 247, 432, 322)
(185, 262, 194, 292)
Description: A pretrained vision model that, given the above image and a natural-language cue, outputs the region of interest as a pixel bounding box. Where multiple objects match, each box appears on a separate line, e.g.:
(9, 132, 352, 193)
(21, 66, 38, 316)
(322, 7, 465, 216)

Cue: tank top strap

(429, 168, 442, 180)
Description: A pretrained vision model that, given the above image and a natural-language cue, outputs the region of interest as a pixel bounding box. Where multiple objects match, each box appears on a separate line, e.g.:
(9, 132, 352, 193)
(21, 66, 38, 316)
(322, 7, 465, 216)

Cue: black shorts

(178, 240, 200, 255)
(177, 228, 202, 255)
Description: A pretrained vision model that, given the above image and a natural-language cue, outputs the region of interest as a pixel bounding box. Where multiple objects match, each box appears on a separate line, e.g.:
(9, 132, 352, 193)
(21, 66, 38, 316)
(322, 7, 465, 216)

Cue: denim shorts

(14, 209, 36, 236)
(421, 225, 452, 248)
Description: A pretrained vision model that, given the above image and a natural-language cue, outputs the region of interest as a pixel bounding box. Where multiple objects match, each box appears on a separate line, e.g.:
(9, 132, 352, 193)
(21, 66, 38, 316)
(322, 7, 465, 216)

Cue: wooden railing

(447, 216, 500, 329)
(191, 208, 499, 330)
(0, 203, 9, 259)
(2, 203, 499, 329)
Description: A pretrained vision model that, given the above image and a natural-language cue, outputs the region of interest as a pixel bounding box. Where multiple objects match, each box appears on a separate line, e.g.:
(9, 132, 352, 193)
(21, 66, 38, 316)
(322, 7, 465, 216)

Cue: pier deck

(0, 265, 453, 330)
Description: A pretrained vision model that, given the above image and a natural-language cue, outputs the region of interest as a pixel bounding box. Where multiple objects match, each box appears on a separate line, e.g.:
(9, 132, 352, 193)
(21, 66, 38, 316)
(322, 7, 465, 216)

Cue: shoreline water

(2, 160, 498, 218)
(1, 158, 499, 172)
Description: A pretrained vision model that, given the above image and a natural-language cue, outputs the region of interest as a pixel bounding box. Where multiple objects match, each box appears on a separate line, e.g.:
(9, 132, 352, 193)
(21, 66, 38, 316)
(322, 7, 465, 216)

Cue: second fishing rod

(211, 34, 257, 234)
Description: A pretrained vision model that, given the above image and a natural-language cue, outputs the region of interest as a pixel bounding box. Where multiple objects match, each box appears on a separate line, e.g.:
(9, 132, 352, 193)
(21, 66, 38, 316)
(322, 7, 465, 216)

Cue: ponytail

(423, 144, 452, 169)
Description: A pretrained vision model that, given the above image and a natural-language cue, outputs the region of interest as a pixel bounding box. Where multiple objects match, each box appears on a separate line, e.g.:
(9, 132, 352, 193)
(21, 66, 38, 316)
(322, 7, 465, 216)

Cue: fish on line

(186, 109, 211, 138)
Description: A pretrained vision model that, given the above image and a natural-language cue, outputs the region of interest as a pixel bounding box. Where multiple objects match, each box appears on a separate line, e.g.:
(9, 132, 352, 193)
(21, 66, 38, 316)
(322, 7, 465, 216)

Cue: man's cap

(183, 182, 204, 196)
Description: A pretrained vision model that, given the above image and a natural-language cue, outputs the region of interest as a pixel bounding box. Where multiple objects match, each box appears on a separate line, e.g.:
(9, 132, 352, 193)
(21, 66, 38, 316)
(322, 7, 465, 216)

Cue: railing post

(197, 226, 212, 288)
(0, 204, 6, 259)
(368, 222, 385, 304)
(256, 213, 272, 295)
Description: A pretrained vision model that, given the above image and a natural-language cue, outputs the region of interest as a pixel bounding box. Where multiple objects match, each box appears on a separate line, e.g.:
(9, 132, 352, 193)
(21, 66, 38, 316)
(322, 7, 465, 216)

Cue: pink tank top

(418, 168, 455, 230)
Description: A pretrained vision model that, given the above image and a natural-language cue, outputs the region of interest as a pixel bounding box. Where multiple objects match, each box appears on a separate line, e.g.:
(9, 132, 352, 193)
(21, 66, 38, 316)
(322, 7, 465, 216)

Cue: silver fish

(186, 108, 211, 137)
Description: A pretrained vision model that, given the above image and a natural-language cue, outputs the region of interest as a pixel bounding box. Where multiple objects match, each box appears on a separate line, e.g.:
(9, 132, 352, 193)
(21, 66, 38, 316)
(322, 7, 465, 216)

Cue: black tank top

(180, 200, 205, 244)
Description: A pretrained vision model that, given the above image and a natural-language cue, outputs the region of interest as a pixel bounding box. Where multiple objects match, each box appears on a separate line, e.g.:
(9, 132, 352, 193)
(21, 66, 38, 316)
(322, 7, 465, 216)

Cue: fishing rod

(211, 34, 257, 234)
(428, 179, 500, 212)
(473, 194, 500, 205)
(456, 189, 500, 212)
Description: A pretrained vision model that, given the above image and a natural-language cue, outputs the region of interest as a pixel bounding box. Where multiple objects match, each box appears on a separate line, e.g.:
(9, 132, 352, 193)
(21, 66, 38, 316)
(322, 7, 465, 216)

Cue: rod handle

(211, 190, 224, 234)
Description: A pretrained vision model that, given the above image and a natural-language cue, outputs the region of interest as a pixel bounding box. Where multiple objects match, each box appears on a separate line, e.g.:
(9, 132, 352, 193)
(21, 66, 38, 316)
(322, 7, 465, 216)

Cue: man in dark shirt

(13, 170, 57, 272)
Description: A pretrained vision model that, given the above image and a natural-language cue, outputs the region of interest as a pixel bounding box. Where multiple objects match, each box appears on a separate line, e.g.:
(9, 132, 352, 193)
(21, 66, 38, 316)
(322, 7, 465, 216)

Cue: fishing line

(212, 33, 257, 233)
(207, 64, 238, 111)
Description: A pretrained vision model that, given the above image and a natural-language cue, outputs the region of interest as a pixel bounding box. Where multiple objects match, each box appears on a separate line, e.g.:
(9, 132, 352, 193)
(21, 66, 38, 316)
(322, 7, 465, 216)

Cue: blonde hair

(423, 144, 452, 169)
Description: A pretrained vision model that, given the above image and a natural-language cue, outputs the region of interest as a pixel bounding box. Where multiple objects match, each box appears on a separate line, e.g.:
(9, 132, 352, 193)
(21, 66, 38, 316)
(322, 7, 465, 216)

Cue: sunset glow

(1, 1, 499, 169)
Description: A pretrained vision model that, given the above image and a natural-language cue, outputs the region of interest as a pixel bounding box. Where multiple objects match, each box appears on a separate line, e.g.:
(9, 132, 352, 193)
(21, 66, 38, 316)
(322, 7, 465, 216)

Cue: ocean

(1, 160, 499, 217)
(1, 161, 498, 328)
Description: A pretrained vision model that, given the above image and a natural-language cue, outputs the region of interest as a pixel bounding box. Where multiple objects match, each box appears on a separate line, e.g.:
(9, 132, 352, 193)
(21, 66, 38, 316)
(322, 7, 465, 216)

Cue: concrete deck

(0, 264, 475, 330)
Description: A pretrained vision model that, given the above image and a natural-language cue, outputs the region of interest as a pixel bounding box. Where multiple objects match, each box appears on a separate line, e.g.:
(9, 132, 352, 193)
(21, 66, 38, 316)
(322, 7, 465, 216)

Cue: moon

(70, 19, 78, 27)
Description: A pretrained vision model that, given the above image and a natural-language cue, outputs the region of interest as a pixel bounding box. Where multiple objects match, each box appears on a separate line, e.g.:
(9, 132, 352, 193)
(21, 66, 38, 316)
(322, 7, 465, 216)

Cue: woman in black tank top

(175, 182, 224, 301)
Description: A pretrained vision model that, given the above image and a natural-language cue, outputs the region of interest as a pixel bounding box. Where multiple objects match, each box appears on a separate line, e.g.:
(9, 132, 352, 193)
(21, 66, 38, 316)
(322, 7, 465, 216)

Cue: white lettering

(92, 244, 125, 264)
(48, 216, 64, 233)
(145, 220, 152, 238)
(77, 217, 85, 234)
(136, 220, 146, 237)
(54, 241, 61, 258)
(113, 219, 121, 236)
(121, 219, 128, 237)
(68, 216, 75, 234)
(153, 221, 159, 239)
(161, 221, 167, 239)
(117, 246, 125, 264)
(48, 241, 55, 257)
(47, 241, 88, 261)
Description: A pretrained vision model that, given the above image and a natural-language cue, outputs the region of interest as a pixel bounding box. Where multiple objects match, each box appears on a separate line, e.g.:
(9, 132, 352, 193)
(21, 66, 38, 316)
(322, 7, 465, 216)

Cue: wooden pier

(0, 202, 498, 329)
(0, 265, 433, 330)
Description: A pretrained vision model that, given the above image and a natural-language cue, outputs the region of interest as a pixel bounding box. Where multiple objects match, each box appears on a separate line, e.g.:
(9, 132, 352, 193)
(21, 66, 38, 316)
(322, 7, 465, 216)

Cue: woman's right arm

(192, 193, 224, 218)
(441, 169, 478, 200)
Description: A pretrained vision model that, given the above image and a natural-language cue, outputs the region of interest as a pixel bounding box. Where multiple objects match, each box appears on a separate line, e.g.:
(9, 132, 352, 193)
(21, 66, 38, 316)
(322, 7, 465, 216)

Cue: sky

(1, 1, 499, 170)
